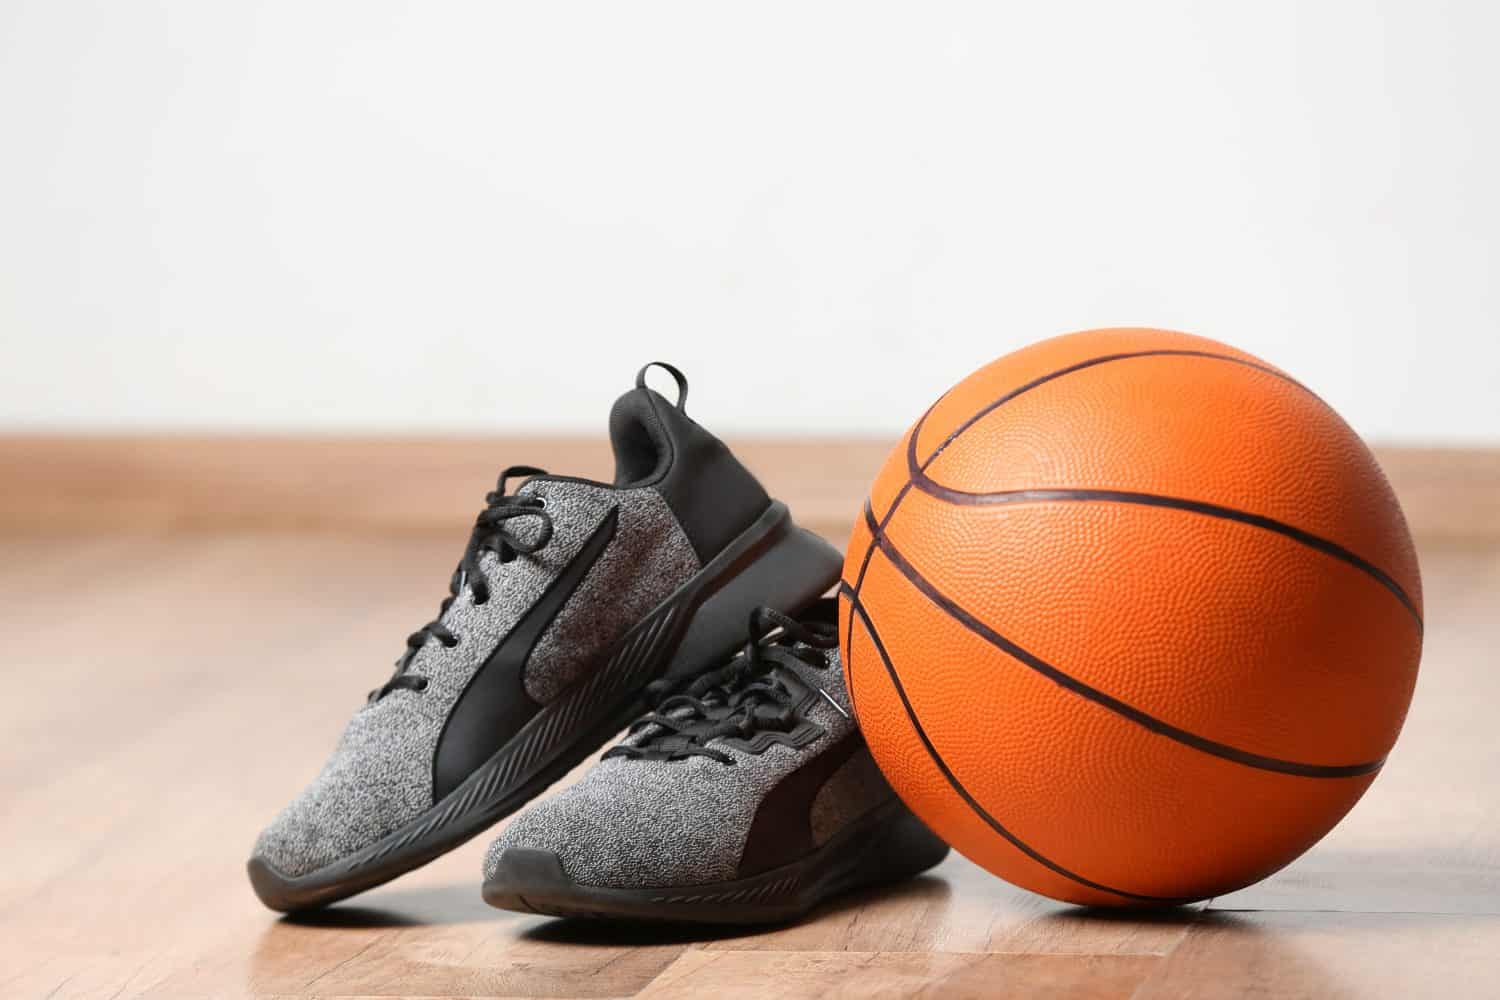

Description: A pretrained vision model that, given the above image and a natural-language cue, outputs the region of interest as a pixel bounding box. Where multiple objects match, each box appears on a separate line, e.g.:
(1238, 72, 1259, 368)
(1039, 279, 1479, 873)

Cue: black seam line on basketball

(851, 351, 1326, 720)
(835, 579, 862, 720)
(851, 397, 940, 594)
(911, 348, 1315, 480)
(860, 505, 1387, 779)
(854, 350, 1308, 647)
(837, 582, 1190, 905)
(874, 349, 1321, 612)
(908, 478, 1423, 633)
(846, 396, 945, 661)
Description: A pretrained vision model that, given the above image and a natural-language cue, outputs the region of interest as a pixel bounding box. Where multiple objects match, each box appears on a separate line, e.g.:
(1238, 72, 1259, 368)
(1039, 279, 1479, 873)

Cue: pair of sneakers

(249, 364, 948, 923)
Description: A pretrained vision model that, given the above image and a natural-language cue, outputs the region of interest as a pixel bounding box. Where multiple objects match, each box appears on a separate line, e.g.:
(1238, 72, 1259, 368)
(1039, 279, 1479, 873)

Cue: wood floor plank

(702, 855, 1207, 955)
(0, 533, 1496, 998)
(145, 888, 687, 999)
(1132, 911, 1500, 1000)
(637, 950, 1160, 1000)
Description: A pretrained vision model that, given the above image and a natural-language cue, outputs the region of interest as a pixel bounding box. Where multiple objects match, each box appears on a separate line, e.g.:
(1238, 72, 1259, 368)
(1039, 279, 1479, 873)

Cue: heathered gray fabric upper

(253, 477, 700, 878)
(483, 645, 892, 888)
(523, 484, 699, 703)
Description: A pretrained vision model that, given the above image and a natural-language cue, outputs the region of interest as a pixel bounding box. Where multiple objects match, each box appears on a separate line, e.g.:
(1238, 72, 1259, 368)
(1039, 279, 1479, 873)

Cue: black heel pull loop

(636, 361, 689, 413)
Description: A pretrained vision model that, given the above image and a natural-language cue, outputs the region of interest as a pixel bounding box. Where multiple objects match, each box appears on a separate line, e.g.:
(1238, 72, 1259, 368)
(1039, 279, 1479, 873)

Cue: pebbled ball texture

(839, 328, 1423, 906)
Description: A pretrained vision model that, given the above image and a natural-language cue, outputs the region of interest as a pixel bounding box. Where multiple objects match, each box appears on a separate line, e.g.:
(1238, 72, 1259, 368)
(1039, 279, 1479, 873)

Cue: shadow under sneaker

(482, 599, 950, 924)
(248, 363, 841, 912)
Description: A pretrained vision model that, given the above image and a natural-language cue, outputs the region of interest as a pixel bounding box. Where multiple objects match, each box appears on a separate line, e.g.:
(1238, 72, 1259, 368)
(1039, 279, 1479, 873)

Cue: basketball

(838, 327, 1424, 906)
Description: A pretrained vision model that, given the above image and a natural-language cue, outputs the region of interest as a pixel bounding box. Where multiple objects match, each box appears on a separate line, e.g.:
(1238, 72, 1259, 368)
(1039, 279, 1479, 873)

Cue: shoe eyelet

(415, 677, 430, 691)
(443, 636, 461, 649)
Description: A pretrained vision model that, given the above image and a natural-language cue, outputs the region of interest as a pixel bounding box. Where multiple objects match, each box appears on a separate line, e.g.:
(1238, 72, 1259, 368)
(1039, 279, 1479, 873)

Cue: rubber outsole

(481, 799, 951, 924)
(248, 500, 841, 913)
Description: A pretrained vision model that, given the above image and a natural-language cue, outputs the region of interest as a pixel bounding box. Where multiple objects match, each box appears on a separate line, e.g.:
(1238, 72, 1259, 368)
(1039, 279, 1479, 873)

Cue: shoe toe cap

(252, 724, 434, 878)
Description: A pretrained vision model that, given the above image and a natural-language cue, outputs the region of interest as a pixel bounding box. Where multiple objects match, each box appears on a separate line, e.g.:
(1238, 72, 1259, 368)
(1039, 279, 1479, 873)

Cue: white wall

(2, 1, 1497, 442)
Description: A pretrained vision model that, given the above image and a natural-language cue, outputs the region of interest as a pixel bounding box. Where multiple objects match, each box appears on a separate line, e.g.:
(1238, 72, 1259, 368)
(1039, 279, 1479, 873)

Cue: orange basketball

(839, 328, 1423, 906)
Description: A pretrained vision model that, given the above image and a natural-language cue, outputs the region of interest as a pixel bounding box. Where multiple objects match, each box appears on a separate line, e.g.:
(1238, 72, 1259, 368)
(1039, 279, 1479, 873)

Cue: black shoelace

(604, 606, 840, 765)
(369, 465, 553, 701)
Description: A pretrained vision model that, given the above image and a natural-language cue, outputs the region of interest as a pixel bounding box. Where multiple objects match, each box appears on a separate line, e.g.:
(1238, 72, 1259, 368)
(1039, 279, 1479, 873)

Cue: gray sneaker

(481, 599, 950, 924)
(249, 364, 841, 912)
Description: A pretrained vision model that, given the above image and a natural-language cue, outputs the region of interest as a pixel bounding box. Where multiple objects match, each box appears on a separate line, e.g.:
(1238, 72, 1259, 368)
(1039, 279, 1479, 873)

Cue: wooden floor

(1, 527, 1497, 999)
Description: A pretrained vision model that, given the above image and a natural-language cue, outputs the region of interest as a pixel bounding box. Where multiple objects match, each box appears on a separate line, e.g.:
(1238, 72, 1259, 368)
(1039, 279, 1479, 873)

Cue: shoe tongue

(754, 641, 843, 708)
(772, 600, 841, 686)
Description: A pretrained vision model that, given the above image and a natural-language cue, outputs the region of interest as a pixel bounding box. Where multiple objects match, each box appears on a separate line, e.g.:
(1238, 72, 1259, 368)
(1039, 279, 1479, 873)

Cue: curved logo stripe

(432, 507, 620, 800)
(839, 581, 1196, 905)
(863, 501, 1387, 779)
